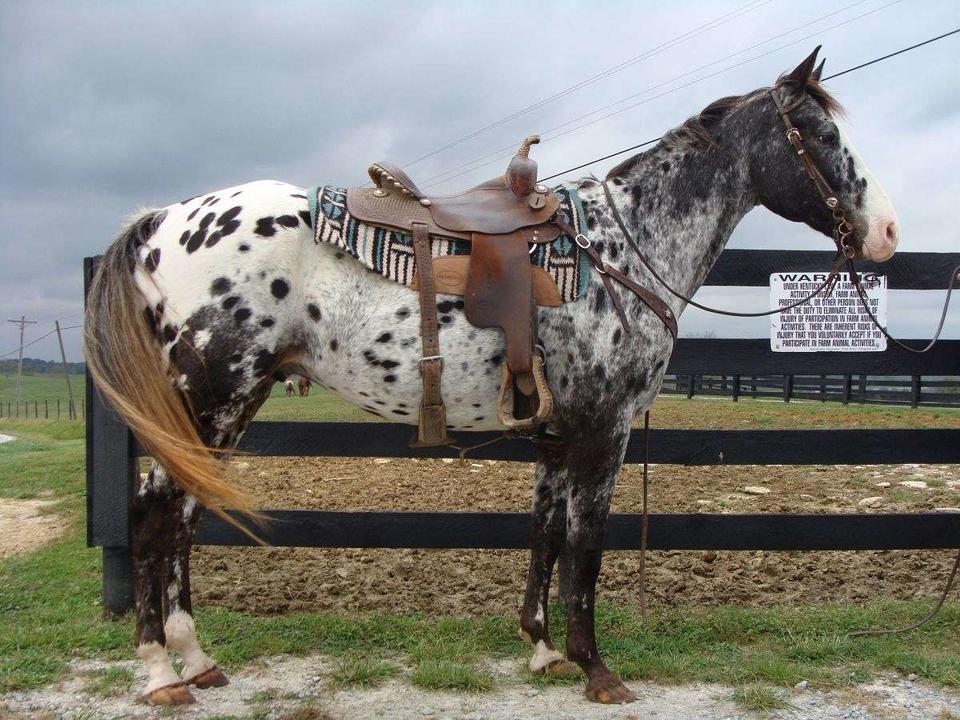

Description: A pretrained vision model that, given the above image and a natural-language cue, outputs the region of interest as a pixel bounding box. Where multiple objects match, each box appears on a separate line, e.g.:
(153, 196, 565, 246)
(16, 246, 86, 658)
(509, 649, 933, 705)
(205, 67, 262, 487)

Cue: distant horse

(85, 49, 897, 706)
(283, 379, 295, 398)
(298, 376, 311, 397)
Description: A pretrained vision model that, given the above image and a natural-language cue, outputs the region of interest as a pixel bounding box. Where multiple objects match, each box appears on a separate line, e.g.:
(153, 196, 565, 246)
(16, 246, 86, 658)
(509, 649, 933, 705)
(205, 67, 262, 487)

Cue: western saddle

(346, 136, 563, 447)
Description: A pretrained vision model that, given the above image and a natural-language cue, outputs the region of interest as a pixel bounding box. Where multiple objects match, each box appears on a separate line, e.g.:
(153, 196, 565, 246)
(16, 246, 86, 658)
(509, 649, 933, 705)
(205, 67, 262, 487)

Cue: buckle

(419, 355, 443, 372)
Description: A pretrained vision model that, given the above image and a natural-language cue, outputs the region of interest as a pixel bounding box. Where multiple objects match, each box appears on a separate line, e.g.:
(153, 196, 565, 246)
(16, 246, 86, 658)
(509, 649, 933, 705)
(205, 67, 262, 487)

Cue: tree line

(0, 357, 85, 375)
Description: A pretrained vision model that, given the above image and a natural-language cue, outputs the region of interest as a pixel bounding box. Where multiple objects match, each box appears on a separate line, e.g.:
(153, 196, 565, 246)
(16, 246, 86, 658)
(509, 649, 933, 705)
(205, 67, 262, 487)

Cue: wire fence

(0, 398, 84, 420)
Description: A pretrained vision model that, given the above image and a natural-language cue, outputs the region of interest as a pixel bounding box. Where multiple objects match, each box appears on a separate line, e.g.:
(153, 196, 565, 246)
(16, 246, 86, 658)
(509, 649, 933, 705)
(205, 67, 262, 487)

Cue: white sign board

(770, 272, 887, 352)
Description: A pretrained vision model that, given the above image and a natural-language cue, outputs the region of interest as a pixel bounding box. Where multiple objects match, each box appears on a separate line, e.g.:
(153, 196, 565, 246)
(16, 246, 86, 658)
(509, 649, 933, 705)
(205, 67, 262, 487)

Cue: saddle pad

(308, 184, 591, 303)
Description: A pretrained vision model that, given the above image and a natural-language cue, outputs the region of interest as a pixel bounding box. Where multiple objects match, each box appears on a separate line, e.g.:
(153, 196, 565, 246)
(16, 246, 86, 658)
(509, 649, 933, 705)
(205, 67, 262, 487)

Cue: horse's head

(738, 48, 899, 261)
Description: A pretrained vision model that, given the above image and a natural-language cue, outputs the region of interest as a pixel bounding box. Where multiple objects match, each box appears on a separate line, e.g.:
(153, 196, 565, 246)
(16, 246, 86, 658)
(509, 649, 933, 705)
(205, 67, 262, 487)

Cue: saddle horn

(506, 135, 541, 199)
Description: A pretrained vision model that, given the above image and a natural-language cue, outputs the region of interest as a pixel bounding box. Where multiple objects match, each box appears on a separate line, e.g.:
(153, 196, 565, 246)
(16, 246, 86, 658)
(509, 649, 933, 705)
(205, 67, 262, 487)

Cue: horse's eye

(818, 130, 839, 146)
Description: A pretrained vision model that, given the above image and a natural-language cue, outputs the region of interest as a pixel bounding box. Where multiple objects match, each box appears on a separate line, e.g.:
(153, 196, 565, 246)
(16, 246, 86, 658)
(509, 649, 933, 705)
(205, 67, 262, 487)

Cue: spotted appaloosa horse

(85, 49, 898, 706)
(283, 379, 295, 397)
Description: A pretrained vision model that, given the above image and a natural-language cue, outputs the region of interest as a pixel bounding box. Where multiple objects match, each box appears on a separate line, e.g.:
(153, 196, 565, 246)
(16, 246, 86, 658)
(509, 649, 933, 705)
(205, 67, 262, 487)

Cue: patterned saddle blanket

(307, 184, 591, 303)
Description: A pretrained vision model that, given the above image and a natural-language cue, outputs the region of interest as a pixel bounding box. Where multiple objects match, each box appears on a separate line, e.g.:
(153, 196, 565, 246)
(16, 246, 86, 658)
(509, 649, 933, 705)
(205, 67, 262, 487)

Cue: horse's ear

(811, 58, 825, 83)
(775, 46, 821, 108)
(783, 46, 820, 86)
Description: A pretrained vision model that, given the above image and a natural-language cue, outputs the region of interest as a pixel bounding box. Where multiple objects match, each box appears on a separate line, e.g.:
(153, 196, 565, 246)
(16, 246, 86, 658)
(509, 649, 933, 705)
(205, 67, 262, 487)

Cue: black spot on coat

(210, 277, 232, 295)
(255, 217, 276, 237)
(271, 278, 290, 299)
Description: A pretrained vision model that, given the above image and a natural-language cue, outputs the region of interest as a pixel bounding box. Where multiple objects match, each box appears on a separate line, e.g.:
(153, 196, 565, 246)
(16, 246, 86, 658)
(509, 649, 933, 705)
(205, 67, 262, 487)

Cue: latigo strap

(411, 222, 449, 447)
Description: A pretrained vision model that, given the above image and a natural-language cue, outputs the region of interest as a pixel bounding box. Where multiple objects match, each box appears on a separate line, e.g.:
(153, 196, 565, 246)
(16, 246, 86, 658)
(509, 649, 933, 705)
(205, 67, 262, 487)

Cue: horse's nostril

(884, 221, 898, 245)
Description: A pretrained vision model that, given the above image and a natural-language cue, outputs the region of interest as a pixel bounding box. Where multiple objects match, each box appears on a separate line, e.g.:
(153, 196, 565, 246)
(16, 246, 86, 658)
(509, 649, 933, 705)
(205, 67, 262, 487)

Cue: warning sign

(770, 272, 887, 352)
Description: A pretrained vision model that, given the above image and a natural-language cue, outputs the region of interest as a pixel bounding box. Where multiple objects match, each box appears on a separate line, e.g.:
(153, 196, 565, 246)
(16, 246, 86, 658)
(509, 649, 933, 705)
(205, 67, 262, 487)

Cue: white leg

(529, 639, 567, 673)
(136, 641, 182, 695)
(164, 610, 216, 682)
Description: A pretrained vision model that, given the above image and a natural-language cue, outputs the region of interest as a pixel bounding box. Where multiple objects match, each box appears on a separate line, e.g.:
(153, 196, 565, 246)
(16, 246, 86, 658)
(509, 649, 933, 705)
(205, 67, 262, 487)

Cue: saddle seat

(344, 136, 562, 447)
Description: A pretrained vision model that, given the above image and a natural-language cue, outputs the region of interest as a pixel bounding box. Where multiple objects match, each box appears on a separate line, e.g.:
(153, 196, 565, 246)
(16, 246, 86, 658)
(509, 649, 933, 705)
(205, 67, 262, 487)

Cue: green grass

(731, 683, 795, 713)
(80, 666, 134, 697)
(0, 372, 84, 404)
(0, 419, 84, 500)
(332, 655, 401, 687)
(410, 659, 494, 692)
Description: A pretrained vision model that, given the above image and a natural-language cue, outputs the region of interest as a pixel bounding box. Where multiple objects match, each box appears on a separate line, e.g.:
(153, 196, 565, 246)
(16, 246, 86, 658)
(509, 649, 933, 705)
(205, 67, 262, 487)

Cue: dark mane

(606, 79, 843, 179)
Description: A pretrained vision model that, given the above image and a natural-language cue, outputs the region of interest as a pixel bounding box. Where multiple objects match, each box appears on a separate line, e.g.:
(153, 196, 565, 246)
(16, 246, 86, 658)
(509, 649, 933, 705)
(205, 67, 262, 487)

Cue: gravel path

(3, 655, 959, 720)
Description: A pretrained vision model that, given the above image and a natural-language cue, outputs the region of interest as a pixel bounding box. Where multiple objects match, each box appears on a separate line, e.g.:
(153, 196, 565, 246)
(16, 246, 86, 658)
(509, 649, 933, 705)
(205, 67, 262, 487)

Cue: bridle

(769, 85, 859, 260)
(770, 85, 958, 354)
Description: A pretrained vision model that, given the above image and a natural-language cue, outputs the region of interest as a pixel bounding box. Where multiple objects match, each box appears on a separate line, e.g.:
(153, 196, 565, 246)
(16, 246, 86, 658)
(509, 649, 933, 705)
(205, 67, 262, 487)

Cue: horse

(84, 48, 898, 706)
(283, 379, 295, 397)
(298, 375, 311, 397)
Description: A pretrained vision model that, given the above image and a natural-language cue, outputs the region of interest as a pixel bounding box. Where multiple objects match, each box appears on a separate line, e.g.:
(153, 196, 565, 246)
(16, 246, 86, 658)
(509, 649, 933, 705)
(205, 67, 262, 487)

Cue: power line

(422, 0, 899, 189)
(0, 324, 81, 361)
(539, 26, 959, 182)
(418, 0, 876, 188)
(397, 0, 775, 171)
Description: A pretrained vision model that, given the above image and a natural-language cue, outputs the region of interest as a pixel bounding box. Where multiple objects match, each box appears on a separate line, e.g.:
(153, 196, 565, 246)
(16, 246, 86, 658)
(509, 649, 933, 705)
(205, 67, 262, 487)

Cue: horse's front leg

(563, 427, 637, 704)
(519, 441, 578, 677)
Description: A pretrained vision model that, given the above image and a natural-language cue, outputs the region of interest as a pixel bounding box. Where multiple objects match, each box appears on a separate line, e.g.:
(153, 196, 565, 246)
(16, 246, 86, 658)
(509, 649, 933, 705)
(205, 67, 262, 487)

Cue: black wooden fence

(84, 251, 960, 615)
(660, 372, 960, 406)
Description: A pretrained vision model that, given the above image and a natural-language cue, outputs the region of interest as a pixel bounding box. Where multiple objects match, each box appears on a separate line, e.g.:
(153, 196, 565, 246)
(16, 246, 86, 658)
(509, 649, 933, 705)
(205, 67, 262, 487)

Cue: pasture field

(1, 399, 959, 716)
(0, 373, 85, 405)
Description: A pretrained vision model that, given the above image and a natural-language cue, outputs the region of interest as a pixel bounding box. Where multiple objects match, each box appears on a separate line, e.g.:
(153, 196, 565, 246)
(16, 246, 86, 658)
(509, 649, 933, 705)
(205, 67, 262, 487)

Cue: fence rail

(660, 373, 960, 407)
(83, 250, 960, 616)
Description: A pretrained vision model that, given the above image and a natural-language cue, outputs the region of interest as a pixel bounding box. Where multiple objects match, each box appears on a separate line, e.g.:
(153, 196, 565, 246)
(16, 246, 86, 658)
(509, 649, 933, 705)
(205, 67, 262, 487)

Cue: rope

(639, 410, 651, 618)
(850, 547, 960, 637)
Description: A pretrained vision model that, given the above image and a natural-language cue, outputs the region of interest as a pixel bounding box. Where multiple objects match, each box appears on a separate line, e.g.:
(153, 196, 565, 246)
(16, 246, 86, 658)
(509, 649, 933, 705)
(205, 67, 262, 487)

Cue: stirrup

(496, 354, 553, 431)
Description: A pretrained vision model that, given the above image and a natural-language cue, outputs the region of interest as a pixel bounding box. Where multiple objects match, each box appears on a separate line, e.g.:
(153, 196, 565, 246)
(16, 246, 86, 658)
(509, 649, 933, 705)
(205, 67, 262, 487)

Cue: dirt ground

(4, 655, 960, 720)
(190, 457, 960, 615)
(0, 496, 65, 560)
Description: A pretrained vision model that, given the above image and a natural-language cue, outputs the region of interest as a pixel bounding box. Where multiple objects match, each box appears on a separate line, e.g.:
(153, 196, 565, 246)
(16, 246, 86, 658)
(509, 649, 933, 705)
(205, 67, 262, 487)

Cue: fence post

(859, 374, 867, 404)
(842, 375, 852, 405)
(34, 401, 38, 419)
(783, 375, 794, 403)
(732, 374, 741, 403)
(57, 398, 60, 418)
(819, 375, 826, 402)
(85, 256, 136, 617)
(911, 375, 921, 408)
(687, 374, 695, 399)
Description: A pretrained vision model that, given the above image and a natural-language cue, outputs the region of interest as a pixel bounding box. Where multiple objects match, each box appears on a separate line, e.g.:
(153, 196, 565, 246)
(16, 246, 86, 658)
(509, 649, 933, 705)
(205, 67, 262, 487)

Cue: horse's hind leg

(563, 427, 637, 704)
(131, 385, 271, 704)
(519, 441, 578, 677)
(131, 465, 199, 705)
(162, 489, 229, 691)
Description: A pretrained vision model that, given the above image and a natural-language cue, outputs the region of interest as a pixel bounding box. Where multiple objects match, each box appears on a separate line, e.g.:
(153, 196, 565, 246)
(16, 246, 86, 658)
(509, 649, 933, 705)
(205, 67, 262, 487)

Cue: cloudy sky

(1, 0, 958, 362)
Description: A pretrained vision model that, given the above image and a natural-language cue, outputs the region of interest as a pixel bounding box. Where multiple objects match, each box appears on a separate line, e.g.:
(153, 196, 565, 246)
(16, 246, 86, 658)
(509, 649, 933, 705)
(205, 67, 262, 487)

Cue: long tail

(84, 210, 255, 524)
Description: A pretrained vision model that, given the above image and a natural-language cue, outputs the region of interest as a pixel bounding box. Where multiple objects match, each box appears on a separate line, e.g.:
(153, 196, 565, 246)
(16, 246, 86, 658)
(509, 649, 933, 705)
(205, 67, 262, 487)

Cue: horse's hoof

(543, 658, 580, 677)
(191, 666, 230, 689)
(144, 682, 196, 706)
(584, 674, 637, 704)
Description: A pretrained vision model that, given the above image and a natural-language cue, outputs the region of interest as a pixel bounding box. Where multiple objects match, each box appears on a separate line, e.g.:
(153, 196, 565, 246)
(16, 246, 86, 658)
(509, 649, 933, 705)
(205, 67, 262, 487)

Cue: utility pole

(54, 320, 76, 420)
(7, 316, 37, 407)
